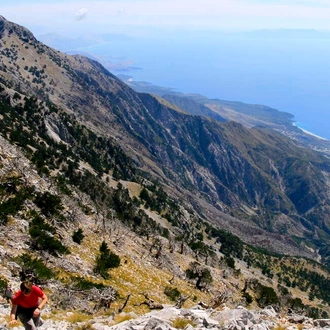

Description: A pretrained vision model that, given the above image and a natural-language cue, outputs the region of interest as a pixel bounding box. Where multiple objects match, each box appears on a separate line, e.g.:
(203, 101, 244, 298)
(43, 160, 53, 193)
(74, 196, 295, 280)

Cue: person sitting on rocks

(9, 281, 48, 330)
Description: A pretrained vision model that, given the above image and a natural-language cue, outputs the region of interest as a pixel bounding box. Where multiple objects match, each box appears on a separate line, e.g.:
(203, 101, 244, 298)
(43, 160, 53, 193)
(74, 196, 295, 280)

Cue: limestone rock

(314, 319, 330, 328)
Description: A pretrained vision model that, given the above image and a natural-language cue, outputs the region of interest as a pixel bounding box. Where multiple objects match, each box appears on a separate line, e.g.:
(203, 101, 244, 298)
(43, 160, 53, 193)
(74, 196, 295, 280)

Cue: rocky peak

(0, 16, 36, 44)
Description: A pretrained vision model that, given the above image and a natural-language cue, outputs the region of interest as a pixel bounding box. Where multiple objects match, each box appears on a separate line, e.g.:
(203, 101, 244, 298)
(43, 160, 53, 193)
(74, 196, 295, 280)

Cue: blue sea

(77, 34, 330, 140)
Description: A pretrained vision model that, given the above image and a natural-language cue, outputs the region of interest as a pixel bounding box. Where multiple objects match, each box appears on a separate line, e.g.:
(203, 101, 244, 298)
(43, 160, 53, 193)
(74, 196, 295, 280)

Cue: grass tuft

(113, 313, 135, 324)
(171, 317, 196, 329)
(272, 324, 287, 330)
(74, 324, 95, 330)
(66, 312, 93, 324)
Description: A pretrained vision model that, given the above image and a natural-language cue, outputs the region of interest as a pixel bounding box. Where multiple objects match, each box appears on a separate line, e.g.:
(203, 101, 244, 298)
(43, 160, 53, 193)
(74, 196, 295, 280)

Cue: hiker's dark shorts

(16, 305, 38, 319)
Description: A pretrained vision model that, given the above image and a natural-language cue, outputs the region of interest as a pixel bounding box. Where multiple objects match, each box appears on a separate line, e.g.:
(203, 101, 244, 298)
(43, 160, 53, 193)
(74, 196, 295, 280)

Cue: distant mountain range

(37, 32, 132, 52)
(37, 28, 330, 55)
(238, 28, 330, 39)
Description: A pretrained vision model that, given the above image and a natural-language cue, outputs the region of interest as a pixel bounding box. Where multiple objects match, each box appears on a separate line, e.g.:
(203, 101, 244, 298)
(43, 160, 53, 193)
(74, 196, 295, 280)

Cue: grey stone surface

(1, 302, 330, 330)
(260, 306, 277, 318)
(314, 319, 330, 328)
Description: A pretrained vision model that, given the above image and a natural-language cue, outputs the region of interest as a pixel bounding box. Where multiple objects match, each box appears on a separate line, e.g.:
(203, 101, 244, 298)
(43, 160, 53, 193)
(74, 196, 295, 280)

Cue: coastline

(293, 123, 328, 141)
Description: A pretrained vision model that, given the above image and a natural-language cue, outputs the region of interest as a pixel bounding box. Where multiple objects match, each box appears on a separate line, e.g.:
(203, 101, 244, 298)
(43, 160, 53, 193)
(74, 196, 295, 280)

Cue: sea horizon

(73, 34, 330, 140)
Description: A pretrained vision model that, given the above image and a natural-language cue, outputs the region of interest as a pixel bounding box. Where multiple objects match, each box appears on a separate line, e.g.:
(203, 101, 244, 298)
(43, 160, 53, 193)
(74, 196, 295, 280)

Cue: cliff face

(0, 15, 330, 263)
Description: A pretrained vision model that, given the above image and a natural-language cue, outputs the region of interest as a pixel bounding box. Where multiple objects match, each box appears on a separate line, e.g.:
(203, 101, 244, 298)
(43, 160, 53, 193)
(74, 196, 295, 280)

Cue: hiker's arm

(38, 293, 48, 309)
(9, 304, 17, 324)
(33, 293, 48, 317)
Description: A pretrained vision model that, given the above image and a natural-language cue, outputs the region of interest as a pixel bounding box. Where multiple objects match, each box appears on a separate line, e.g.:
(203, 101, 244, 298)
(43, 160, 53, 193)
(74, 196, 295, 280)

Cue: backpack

(4, 286, 13, 301)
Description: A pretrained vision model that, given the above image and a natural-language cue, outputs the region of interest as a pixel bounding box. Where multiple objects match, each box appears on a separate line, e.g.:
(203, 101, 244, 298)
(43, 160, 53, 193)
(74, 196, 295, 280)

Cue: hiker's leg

(33, 313, 44, 327)
(17, 313, 37, 330)
(32, 306, 44, 327)
(25, 319, 37, 330)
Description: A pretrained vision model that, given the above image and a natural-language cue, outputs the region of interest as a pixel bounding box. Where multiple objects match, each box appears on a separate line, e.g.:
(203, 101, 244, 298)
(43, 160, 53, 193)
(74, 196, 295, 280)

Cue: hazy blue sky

(2, 0, 330, 36)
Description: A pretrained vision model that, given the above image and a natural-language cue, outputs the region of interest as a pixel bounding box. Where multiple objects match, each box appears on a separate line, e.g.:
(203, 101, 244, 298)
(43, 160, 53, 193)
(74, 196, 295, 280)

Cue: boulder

(0, 246, 7, 257)
(287, 314, 308, 324)
(213, 306, 258, 326)
(260, 306, 277, 318)
(144, 317, 173, 330)
(202, 316, 220, 328)
(6, 261, 21, 272)
(250, 324, 270, 330)
(184, 325, 195, 330)
(313, 319, 330, 328)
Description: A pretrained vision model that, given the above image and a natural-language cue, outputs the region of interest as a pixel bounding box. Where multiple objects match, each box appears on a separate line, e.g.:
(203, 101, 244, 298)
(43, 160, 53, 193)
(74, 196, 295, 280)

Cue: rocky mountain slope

(1, 16, 330, 262)
(0, 15, 330, 329)
(120, 77, 330, 158)
(2, 304, 330, 330)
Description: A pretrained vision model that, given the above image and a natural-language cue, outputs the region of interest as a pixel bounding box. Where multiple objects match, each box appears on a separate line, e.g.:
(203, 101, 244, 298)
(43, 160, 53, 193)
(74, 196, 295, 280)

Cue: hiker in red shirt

(9, 281, 48, 330)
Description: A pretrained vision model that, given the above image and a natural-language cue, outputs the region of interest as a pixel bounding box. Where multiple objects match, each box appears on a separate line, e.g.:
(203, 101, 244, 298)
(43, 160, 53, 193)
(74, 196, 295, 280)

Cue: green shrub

(72, 276, 105, 290)
(225, 256, 235, 269)
(306, 307, 320, 319)
(34, 192, 63, 216)
(289, 297, 305, 311)
(164, 286, 181, 301)
(321, 311, 329, 318)
(185, 262, 212, 290)
(242, 292, 253, 305)
(29, 212, 69, 255)
(256, 284, 279, 308)
(17, 254, 54, 281)
(94, 241, 120, 279)
(209, 228, 243, 259)
(72, 228, 85, 244)
(0, 186, 33, 225)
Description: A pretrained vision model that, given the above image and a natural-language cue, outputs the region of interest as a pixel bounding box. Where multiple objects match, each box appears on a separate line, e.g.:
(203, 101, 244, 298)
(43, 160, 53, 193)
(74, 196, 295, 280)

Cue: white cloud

(75, 7, 88, 21)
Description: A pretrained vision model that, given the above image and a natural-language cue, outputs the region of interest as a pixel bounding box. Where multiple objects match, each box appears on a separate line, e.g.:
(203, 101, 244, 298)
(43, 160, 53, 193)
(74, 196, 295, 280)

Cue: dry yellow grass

(272, 324, 287, 330)
(65, 312, 93, 324)
(74, 324, 95, 330)
(106, 255, 210, 312)
(112, 313, 136, 324)
(171, 317, 196, 329)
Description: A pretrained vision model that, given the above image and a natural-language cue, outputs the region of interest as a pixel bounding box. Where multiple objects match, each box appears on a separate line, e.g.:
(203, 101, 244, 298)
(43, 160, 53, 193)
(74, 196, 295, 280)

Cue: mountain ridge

(1, 16, 330, 325)
(118, 76, 330, 157)
(1, 16, 330, 261)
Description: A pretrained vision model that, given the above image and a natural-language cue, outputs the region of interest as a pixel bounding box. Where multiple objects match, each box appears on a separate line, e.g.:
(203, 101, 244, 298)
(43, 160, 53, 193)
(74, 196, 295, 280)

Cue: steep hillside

(0, 93, 330, 325)
(0, 16, 330, 326)
(1, 16, 330, 264)
(121, 77, 330, 157)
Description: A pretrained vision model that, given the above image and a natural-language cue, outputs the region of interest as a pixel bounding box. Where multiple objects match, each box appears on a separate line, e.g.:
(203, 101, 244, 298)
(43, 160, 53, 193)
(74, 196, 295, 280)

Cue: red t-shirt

(12, 285, 44, 308)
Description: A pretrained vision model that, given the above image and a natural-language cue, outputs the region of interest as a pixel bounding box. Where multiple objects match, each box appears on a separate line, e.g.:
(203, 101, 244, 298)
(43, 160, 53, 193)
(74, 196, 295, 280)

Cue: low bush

(164, 286, 181, 301)
(17, 254, 54, 281)
(28, 211, 69, 255)
(72, 228, 85, 244)
(242, 292, 253, 305)
(72, 277, 105, 290)
(256, 284, 279, 308)
(93, 241, 120, 279)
